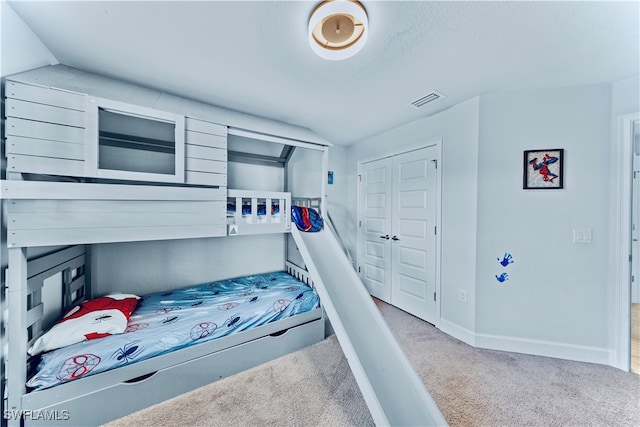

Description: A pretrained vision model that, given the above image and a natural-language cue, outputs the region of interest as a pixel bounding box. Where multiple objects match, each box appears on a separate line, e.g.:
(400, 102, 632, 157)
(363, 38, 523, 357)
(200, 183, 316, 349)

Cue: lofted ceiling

(6, 0, 640, 145)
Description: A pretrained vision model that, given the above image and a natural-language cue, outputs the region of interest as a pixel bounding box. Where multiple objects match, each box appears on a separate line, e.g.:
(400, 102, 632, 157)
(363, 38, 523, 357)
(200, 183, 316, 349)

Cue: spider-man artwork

(529, 153, 559, 183)
(524, 149, 563, 189)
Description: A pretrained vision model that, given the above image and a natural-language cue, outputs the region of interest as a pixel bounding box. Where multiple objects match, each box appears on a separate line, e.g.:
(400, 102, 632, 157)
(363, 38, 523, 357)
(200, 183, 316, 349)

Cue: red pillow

(27, 293, 139, 356)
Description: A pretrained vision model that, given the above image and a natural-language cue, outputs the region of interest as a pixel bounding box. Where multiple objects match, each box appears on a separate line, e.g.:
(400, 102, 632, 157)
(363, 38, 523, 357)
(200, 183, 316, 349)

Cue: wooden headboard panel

(24, 246, 87, 348)
(5, 245, 88, 380)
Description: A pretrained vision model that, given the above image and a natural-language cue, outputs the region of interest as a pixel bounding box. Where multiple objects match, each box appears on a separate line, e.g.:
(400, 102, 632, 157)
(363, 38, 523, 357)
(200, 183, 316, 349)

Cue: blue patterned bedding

(27, 271, 320, 390)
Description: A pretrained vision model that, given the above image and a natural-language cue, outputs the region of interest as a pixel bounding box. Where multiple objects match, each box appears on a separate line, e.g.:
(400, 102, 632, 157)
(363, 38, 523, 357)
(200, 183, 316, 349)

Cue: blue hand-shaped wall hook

(497, 252, 514, 267)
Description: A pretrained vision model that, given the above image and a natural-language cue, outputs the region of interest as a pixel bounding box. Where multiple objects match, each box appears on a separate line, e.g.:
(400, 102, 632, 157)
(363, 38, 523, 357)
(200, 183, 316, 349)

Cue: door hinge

(358, 266, 361, 273)
(359, 220, 362, 227)
(358, 174, 362, 182)
(433, 292, 437, 302)
(434, 226, 437, 235)
(630, 254, 633, 262)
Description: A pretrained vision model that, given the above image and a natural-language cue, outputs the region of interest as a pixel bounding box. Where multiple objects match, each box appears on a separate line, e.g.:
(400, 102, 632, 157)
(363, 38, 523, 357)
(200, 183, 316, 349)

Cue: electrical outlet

(458, 289, 467, 304)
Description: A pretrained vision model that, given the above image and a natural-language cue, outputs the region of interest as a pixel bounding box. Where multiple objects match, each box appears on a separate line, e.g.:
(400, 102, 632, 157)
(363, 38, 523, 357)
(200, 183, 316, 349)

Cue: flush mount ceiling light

(308, 0, 368, 60)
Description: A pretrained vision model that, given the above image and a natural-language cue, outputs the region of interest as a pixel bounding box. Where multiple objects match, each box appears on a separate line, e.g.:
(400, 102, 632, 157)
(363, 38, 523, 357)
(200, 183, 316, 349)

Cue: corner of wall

(1, 0, 59, 78)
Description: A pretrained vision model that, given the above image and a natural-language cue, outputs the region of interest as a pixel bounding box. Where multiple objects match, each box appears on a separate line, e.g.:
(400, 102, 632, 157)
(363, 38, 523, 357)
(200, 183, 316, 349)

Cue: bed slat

(9, 225, 227, 247)
(25, 246, 85, 279)
(26, 304, 44, 329)
(5, 81, 85, 111)
(68, 275, 86, 296)
(185, 118, 227, 136)
(6, 136, 84, 160)
(185, 171, 227, 186)
(8, 200, 223, 214)
(185, 131, 227, 149)
(186, 158, 227, 174)
(7, 154, 85, 176)
(6, 117, 85, 144)
(2, 180, 226, 201)
(12, 211, 223, 230)
(6, 98, 85, 127)
(185, 143, 227, 161)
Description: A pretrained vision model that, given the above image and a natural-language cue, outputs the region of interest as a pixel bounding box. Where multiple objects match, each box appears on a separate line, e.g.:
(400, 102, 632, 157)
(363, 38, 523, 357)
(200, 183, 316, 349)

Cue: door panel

(391, 146, 438, 324)
(359, 157, 392, 301)
(358, 145, 439, 323)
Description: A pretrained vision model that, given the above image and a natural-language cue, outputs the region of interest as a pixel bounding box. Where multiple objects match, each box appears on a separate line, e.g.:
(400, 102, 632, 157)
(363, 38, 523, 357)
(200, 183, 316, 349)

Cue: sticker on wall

(328, 170, 334, 185)
(228, 225, 238, 236)
(495, 272, 509, 283)
(495, 252, 514, 284)
(497, 252, 514, 267)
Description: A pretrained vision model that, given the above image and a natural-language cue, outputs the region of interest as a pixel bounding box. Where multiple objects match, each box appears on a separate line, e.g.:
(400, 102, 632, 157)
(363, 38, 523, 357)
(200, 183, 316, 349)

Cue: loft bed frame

(2, 183, 326, 427)
(1, 66, 331, 426)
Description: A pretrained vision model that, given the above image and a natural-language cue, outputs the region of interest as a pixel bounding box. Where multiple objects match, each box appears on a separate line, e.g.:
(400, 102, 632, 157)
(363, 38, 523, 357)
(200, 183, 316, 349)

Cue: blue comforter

(27, 271, 320, 390)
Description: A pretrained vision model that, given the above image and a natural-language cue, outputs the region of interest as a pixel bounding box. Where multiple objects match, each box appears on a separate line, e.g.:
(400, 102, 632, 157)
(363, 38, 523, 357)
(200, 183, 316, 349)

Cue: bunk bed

(2, 66, 331, 426)
(5, 243, 322, 426)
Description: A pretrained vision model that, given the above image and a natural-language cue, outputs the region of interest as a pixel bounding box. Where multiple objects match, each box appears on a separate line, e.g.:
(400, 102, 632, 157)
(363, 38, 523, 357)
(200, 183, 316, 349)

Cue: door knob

(391, 236, 399, 241)
(379, 235, 390, 240)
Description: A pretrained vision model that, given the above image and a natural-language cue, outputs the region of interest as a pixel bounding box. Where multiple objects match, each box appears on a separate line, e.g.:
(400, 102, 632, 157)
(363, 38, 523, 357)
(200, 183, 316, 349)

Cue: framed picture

(523, 149, 564, 189)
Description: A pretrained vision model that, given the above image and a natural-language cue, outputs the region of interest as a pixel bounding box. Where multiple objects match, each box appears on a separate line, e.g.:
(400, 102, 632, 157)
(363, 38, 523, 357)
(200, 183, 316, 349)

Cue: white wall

(228, 161, 284, 191)
(342, 81, 639, 366)
(92, 235, 285, 296)
(286, 146, 324, 199)
(345, 98, 480, 333)
(0, 0, 57, 78)
(475, 85, 613, 361)
(611, 76, 640, 119)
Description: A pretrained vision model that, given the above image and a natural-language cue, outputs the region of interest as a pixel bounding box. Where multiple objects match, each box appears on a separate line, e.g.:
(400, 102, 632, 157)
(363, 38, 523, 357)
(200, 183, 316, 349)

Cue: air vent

(410, 91, 445, 109)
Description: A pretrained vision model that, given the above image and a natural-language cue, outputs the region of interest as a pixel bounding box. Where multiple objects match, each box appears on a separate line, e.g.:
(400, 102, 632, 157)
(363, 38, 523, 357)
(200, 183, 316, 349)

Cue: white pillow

(28, 293, 140, 356)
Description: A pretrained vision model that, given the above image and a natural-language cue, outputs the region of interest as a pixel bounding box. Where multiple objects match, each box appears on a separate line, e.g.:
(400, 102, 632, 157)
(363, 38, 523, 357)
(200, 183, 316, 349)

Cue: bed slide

(291, 227, 447, 427)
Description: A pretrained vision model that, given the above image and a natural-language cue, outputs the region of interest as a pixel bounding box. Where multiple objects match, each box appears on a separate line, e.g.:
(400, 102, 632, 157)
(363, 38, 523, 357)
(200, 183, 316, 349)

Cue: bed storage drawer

(22, 317, 323, 426)
(21, 315, 324, 426)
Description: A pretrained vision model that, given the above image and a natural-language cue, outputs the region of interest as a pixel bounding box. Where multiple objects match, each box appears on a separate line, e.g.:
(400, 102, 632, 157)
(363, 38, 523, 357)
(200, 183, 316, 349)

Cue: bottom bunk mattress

(27, 271, 320, 391)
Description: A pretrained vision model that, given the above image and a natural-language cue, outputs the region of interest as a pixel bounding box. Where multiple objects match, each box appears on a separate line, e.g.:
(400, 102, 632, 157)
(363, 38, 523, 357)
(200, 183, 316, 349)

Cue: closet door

(390, 146, 438, 324)
(359, 157, 393, 302)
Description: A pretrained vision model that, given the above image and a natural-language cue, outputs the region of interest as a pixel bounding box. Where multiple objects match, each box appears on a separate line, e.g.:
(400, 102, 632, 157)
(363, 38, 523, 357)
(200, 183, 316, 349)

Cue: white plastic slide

(291, 227, 448, 427)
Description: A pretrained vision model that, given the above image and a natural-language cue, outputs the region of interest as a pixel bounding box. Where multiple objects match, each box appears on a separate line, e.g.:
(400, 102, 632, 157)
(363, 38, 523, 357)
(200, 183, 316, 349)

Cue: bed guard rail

(227, 189, 291, 236)
(291, 197, 354, 268)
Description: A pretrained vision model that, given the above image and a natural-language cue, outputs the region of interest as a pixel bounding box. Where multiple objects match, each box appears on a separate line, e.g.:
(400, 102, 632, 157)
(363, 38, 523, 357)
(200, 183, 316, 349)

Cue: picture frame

(523, 149, 564, 189)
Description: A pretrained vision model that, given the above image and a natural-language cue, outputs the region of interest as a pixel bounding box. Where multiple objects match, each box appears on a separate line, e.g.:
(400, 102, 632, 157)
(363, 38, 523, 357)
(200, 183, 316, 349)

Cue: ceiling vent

(410, 91, 445, 109)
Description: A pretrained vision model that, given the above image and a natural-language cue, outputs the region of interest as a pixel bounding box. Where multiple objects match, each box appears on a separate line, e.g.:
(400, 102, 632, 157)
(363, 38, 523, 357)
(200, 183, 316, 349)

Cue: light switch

(573, 229, 592, 244)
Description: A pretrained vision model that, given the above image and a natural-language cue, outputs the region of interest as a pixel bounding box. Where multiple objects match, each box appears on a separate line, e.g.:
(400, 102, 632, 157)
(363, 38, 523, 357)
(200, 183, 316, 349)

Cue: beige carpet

(106, 300, 640, 427)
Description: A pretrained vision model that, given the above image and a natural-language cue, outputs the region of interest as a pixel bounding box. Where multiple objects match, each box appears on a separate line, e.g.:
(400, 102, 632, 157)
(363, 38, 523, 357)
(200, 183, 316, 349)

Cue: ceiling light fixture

(308, 0, 368, 60)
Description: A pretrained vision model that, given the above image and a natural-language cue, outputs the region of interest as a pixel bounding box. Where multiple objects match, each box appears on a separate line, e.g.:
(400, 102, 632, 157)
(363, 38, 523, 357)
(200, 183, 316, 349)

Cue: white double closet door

(359, 146, 439, 324)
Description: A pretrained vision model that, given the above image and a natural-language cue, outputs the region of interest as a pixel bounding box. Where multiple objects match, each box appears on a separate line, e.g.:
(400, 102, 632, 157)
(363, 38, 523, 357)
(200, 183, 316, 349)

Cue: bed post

(6, 246, 27, 426)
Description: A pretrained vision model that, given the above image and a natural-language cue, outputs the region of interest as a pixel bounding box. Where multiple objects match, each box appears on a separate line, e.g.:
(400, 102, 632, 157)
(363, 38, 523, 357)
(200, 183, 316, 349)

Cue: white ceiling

(7, 0, 640, 145)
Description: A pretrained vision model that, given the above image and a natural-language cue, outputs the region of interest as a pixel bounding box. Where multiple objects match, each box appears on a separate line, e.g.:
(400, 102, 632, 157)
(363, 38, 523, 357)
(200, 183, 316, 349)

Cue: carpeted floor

(106, 300, 640, 427)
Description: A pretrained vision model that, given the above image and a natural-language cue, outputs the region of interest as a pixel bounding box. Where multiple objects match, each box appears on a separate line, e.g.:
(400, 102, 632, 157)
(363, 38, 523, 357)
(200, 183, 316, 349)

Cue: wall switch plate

(458, 288, 468, 304)
(573, 229, 592, 244)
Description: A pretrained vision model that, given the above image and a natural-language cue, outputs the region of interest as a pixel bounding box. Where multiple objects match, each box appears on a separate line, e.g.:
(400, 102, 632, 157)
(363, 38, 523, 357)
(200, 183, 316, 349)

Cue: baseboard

(476, 332, 616, 366)
(439, 318, 476, 347)
(438, 319, 617, 367)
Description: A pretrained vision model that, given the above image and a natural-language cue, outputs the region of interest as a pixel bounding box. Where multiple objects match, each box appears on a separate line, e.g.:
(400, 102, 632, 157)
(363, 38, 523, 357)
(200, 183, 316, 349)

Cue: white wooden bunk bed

(1, 65, 330, 426)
